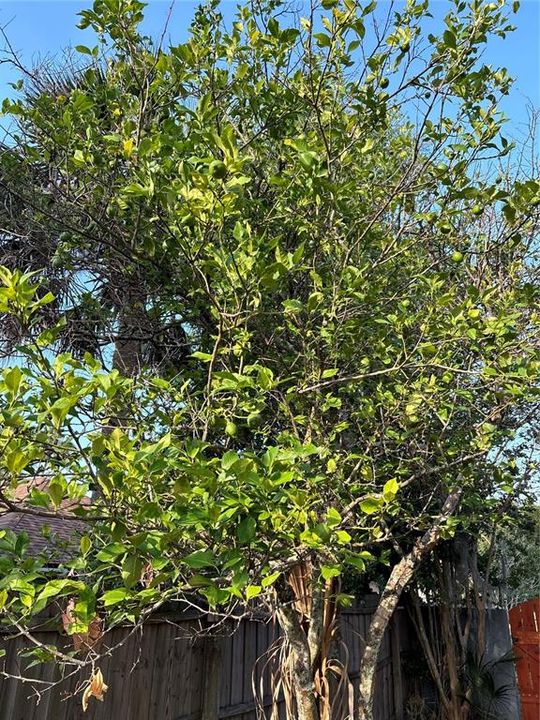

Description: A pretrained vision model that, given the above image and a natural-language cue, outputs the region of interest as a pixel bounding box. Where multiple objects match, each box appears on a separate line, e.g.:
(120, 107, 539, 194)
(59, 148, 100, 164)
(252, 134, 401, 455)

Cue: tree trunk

(274, 563, 343, 720)
(440, 600, 463, 720)
(277, 604, 321, 720)
(95, 285, 145, 497)
(357, 488, 462, 719)
(112, 290, 144, 376)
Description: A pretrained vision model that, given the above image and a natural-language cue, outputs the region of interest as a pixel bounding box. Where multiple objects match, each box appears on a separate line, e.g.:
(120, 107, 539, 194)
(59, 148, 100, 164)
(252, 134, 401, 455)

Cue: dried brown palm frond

(253, 561, 354, 720)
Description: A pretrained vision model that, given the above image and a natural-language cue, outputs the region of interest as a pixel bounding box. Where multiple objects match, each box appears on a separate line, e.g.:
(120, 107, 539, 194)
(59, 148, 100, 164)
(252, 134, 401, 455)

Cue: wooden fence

(0, 598, 409, 720)
(510, 598, 540, 720)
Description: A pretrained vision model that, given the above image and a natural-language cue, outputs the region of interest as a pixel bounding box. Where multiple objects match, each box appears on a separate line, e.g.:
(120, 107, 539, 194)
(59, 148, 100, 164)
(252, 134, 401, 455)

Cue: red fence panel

(509, 598, 540, 720)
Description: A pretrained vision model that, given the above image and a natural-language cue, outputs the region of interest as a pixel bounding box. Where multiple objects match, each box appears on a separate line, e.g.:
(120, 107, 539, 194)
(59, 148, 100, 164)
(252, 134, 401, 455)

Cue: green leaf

(314, 32, 332, 48)
(15, 532, 28, 557)
(405, 401, 421, 417)
(187, 573, 213, 588)
(383, 478, 399, 500)
(20, 593, 33, 608)
(50, 396, 76, 428)
(10, 578, 35, 597)
(122, 182, 149, 197)
(360, 138, 375, 154)
(4, 367, 23, 396)
(80, 536, 92, 555)
(257, 366, 274, 390)
(346, 555, 365, 571)
(321, 565, 341, 580)
(326, 507, 341, 527)
(321, 368, 339, 379)
(102, 588, 131, 606)
(360, 497, 382, 515)
(297, 151, 317, 169)
(237, 516, 256, 544)
(96, 543, 128, 562)
(5, 449, 30, 474)
(261, 571, 280, 588)
(281, 28, 300, 43)
(48, 481, 65, 507)
(74, 44, 93, 55)
(190, 351, 213, 361)
(73, 149, 86, 165)
(502, 203, 516, 224)
(35, 579, 80, 603)
(336, 530, 352, 544)
(245, 585, 262, 600)
(221, 451, 239, 470)
(443, 30, 456, 49)
(183, 550, 215, 569)
(121, 555, 143, 588)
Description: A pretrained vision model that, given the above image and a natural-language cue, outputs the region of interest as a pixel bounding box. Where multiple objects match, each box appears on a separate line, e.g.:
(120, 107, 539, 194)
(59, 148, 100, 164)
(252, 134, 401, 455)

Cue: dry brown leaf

(82, 668, 108, 712)
(61, 598, 76, 634)
(141, 561, 155, 588)
(61, 599, 104, 653)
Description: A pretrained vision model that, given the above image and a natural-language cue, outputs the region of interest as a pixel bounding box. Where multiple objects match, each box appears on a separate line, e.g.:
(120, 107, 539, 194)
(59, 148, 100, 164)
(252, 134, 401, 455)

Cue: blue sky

(0, 0, 538, 137)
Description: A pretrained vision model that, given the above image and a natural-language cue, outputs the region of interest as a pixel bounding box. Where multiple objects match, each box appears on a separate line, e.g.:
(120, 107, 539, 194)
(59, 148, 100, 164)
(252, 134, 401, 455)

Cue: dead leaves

(60, 600, 108, 712)
(61, 599, 104, 653)
(82, 668, 108, 712)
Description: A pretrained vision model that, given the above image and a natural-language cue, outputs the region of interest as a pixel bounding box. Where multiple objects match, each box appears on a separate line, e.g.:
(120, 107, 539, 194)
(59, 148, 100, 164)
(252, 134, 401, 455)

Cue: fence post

(391, 612, 404, 720)
(201, 636, 223, 720)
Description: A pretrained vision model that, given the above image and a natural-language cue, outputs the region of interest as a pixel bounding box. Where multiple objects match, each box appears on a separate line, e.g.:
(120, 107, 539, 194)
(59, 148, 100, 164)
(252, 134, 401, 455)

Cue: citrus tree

(0, 1, 538, 718)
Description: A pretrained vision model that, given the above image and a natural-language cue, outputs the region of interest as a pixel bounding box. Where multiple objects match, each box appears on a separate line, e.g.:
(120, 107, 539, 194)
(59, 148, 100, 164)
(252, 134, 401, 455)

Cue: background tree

(0, 1, 538, 719)
(490, 503, 540, 607)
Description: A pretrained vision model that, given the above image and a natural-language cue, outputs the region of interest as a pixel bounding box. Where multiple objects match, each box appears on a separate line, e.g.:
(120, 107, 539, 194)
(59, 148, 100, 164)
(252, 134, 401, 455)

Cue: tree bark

(111, 289, 144, 376)
(275, 563, 342, 720)
(357, 488, 462, 720)
(440, 600, 462, 720)
(277, 604, 320, 720)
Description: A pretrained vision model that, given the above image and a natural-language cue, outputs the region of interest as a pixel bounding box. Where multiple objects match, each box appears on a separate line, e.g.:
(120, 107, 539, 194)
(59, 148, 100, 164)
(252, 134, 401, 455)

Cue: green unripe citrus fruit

(247, 412, 261, 429)
(379, 77, 389, 89)
(209, 160, 227, 179)
(451, 251, 464, 263)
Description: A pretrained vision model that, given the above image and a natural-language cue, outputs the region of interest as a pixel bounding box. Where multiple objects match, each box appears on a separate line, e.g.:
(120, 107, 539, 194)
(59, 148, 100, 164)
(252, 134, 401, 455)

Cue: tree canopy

(0, 1, 538, 718)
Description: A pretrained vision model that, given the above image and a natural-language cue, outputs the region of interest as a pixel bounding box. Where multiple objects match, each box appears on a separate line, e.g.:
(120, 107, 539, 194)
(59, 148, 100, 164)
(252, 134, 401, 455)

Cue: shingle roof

(0, 512, 86, 560)
(0, 478, 89, 563)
